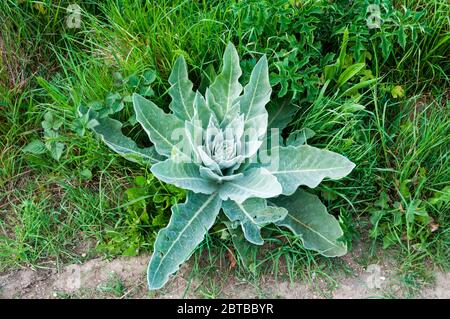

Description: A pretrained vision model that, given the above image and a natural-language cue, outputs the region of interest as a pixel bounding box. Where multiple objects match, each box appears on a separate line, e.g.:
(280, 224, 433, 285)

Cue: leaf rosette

(86, 43, 356, 290)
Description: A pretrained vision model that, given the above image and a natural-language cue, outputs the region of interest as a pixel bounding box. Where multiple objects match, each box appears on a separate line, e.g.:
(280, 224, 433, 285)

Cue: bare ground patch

(0, 253, 448, 299)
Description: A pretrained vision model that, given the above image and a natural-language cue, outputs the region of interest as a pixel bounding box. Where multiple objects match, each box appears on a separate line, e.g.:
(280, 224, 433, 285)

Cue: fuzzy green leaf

(218, 167, 282, 202)
(222, 198, 287, 245)
(240, 55, 271, 138)
(132, 93, 187, 159)
(151, 159, 218, 194)
(92, 116, 161, 165)
(267, 145, 355, 195)
(148, 192, 222, 289)
(168, 56, 196, 121)
(271, 189, 347, 257)
(208, 43, 243, 121)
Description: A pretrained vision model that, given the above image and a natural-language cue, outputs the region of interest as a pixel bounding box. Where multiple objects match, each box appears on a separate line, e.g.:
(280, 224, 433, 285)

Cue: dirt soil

(1, 253, 448, 299)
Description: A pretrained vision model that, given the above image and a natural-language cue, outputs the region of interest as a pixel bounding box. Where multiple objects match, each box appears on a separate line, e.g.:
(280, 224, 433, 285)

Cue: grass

(0, 0, 448, 297)
(98, 272, 127, 297)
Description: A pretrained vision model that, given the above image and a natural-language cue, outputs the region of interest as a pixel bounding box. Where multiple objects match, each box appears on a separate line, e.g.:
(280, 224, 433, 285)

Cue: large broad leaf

(240, 55, 271, 139)
(222, 198, 287, 245)
(267, 145, 355, 195)
(271, 189, 347, 257)
(132, 93, 187, 159)
(208, 43, 243, 121)
(148, 192, 222, 289)
(168, 56, 196, 121)
(218, 167, 282, 203)
(92, 116, 162, 165)
(151, 159, 217, 194)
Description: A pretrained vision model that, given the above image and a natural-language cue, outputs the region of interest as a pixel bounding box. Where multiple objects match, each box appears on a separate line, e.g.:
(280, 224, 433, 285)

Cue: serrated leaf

(168, 56, 196, 121)
(46, 141, 65, 161)
(132, 93, 187, 159)
(42, 112, 63, 131)
(151, 159, 218, 194)
(23, 140, 47, 155)
(148, 192, 222, 289)
(91, 116, 161, 165)
(271, 189, 347, 257)
(222, 198, 287, 245)
(267, 145, 355, 195)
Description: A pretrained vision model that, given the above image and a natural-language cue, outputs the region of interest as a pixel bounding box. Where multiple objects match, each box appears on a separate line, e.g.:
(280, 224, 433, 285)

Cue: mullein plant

(84, 43, 355, 289)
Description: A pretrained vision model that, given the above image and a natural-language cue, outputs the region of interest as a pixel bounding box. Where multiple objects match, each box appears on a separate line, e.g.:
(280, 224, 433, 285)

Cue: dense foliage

(0, 0, 448, 294)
